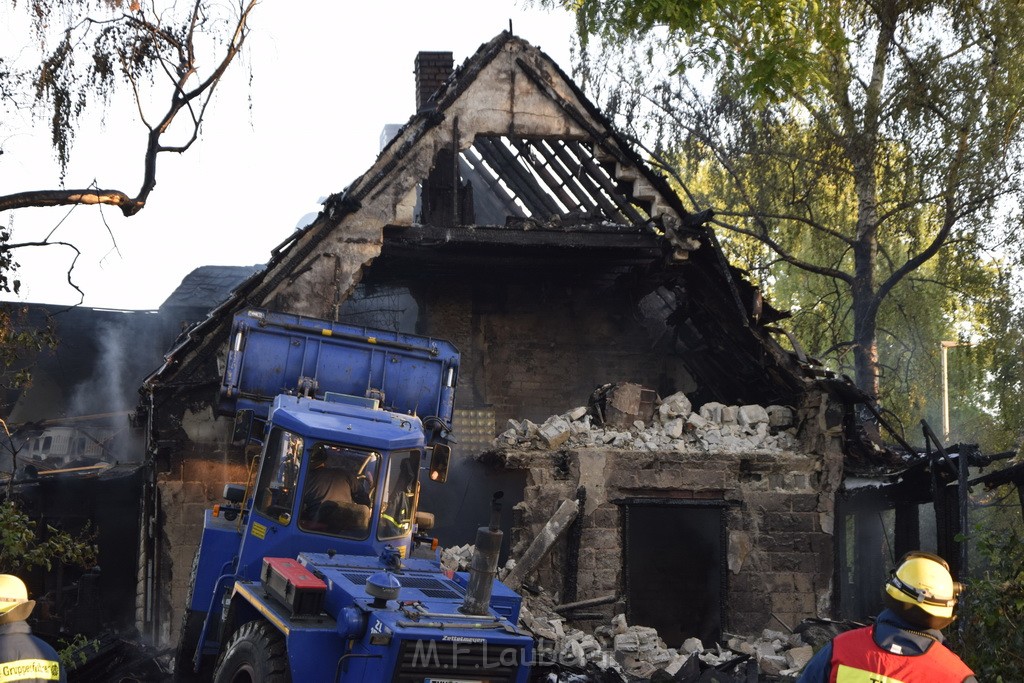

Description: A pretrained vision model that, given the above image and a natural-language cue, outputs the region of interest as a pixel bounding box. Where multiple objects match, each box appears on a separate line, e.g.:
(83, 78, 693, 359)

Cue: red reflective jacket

(829, 625, 974, 683)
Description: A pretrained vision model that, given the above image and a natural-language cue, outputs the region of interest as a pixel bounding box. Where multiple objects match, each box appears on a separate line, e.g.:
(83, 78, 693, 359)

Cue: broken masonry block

(738, 404, 769, 427)
(613, 632, 640, 653)
(663, 418, 684, 439)
(786, 644, 814, 670)
(660, 391, 692, 418)
(767, 404, 795, 429)
(761, 628, 788, 642)
(685, 412, 709, 431)
(699, 401, 725, 423)
(758, 653, 789, 676)
(680, 636, 704, 655)
(539, 416, 571, 449)
(597, 382, 656, 429)
(566, 406, 588, 421)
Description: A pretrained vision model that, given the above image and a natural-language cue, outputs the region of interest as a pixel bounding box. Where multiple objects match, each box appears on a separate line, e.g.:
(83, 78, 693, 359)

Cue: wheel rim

(228, 664, 256, 683)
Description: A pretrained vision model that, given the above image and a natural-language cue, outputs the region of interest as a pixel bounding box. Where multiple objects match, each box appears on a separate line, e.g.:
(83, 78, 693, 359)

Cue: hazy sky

(0, 2, 576, 310)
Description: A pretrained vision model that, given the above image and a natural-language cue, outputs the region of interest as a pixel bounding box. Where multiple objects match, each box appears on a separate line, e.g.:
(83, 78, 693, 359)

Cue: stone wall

(154, 424, 246, 645)
(409, 280, 695, 424)
(496, 390, 844, 637)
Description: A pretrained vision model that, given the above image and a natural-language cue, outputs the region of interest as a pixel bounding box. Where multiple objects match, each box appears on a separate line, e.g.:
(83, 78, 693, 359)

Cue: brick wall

(415, 51, 453, 111)
(504, 443, 840, 639)
(156, 440, 248, 645)
(407, 277, 695, 426)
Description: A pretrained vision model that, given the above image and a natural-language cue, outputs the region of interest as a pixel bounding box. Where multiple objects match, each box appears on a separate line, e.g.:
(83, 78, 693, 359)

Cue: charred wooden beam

(503, 498, 580, 591)
(507, 138, 586, 213)
(553, 593, 618, 614)
(530, 139, 602, 215)
(562, 485, 586, 604)
(382, 223, 661, 251)
(547, 140, 624, 219)
(458, 155, 526, 220)
(565, 139, 649, 227)
(473, 137, 561, 218)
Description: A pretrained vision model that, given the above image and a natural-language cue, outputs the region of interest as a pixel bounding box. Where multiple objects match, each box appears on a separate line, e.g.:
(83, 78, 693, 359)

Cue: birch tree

(553, 0, 1024, 401)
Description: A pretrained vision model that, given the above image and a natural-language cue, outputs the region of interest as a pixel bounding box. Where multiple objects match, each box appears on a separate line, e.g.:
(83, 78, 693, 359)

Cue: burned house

(132, 32, 851, 650)
(132, 31, 1010, 662)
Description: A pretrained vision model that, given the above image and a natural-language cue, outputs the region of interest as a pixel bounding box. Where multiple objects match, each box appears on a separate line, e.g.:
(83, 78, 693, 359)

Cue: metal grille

(341, 571, 464, 600)
(392, 639, 524, 683)
(342, 570, 373, 585)
(399, 576, 464, 600)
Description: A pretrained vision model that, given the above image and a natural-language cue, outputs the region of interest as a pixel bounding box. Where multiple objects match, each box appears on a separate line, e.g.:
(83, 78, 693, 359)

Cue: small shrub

(57, 633, 99, 669)
(0, 500, 97, 573)
(954, 519, 1024, 681)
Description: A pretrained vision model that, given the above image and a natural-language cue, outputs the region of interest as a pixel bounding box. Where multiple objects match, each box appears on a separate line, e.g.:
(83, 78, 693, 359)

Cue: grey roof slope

(159, 264, 264, 311)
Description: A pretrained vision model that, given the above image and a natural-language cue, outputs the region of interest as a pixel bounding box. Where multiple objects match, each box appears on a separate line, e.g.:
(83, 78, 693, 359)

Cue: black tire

(175, 548, 215, 679)
(174, 547, 205, 681)
(212, 620, 291, 683)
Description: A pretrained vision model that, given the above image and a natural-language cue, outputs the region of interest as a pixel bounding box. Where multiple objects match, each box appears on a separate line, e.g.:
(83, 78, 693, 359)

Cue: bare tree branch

(0, 0, 258, 217)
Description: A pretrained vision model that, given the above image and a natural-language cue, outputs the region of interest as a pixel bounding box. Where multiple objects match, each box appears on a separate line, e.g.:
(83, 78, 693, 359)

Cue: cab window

(299, 444, 379, 539)
(378, 450, 420, 540)
(254, 427, 302, 523)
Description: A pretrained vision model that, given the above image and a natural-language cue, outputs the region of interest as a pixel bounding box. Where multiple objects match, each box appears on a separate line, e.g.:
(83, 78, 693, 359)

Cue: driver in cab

(300, 446, 373, 535)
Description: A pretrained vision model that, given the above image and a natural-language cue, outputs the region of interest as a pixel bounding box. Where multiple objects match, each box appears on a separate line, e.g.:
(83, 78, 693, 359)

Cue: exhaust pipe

(460, 492, 504, 615)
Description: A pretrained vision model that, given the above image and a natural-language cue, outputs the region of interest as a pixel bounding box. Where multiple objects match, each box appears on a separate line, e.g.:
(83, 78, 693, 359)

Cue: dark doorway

(620, 499, 725, 647)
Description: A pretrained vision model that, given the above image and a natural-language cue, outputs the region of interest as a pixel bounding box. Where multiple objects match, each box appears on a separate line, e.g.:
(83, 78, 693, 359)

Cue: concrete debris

(437, 544, 817, 680)
(516, 593, 817, 681)
(595, 383, 657, 429)
(497, 392, 799, 454)
(439, 543, 488, 576)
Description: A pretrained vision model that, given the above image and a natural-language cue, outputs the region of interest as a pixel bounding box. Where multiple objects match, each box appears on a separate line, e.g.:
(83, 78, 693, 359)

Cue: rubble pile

(518, 593, 815, 681)
(439, 543, 496, 574)
(495, 391, 800, 454)
(438, 545, 815, 681)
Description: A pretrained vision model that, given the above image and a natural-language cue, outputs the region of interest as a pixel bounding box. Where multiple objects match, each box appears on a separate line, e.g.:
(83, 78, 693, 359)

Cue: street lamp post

(940, 340, 969, 442)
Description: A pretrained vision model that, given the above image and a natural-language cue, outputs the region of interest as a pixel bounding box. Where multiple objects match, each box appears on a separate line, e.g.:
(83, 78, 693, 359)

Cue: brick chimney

(415, 51, 454, 112)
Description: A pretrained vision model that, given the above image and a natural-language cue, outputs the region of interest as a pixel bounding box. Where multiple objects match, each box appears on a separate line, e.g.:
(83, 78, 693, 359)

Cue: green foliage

(954, 504, 1024, 679)
(0, 501, 97, 574)
(0, 224, 57, 394)
(557, 0, 843, 98)
(57, 633, 99, 670)
(2, 0, 257, 209)
(0, 303, 56, 394)
(15, 0, 237, 175)
(549, 0, 1024, 424)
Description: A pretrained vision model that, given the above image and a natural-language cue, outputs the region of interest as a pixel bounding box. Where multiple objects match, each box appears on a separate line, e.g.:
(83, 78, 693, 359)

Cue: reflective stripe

(0, 659, 61, 682)
(836, 663, 907, 683)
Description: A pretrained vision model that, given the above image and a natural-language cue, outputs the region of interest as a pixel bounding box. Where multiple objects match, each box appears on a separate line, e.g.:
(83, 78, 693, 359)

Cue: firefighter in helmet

(797, 551, 976, 683)
(0, 574, 65, 682)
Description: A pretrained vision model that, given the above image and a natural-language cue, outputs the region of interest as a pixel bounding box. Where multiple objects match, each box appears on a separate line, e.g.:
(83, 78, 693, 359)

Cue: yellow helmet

(884, 552, 962, 619)
(0, 575, 35, 624)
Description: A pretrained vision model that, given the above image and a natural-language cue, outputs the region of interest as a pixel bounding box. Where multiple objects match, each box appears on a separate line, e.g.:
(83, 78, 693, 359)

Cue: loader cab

(234, 394, 429, 579)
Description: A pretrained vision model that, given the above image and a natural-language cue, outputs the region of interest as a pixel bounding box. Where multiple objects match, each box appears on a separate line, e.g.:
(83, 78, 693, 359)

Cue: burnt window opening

(835, 501, 940, 621)
(415, 136, 653, 228)
(618, 498, 727, 648)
